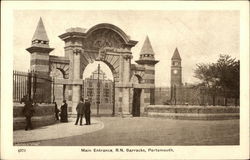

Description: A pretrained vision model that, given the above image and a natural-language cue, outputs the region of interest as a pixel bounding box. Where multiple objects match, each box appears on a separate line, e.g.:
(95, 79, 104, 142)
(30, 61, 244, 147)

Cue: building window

(88, 82, 93, 87)
(105, 98, 109, 103)
(105, 83, 108, 88)
(87, 88, 93, 97)
(103, 88, 110, 103)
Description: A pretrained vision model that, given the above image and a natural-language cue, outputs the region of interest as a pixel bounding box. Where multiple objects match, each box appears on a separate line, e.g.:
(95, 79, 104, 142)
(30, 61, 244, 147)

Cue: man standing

(60, 100, 68, 122)
(22, 99, 35, 131)
(75, 98, 85, 126)
(84, 98, 91, 125)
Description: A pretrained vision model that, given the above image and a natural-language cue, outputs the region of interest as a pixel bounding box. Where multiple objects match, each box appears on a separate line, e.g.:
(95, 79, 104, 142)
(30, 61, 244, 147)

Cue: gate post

(26, 18, 54, 103)
(121, 54, 133, 117)
(71, 48, 82, 114)
(59, 28, 85, 114)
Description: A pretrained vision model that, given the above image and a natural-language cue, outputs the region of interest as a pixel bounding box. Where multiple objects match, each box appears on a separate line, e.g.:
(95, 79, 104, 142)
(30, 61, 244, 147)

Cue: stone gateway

(26, 18, 159, 117)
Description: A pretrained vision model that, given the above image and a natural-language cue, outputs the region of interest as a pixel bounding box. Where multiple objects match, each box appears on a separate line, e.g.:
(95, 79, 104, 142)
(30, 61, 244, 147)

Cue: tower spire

(171, 48, 181, 60)
(171, 47, 182, 87)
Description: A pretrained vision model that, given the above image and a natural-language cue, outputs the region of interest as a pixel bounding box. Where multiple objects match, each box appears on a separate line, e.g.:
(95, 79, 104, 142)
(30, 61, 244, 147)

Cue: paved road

(38, 117, 239, 146)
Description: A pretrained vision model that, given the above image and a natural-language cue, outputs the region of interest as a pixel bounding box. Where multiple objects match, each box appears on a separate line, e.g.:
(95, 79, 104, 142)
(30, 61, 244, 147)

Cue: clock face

(173, 69, 178, 74)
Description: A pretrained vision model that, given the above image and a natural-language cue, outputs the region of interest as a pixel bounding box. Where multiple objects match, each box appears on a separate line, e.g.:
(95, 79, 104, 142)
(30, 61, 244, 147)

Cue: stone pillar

(26, 46, 54, 103)
(64, 46, 74, 111)
(121, 54, 132, 117)
(59, 27, 85, 114)
(71, 48, 82, 114)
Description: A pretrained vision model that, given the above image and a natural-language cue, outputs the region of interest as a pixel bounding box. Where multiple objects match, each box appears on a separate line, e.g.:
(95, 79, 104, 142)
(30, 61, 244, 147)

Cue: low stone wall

(145, 105, 239, 120)
(14, 103, 56, 130)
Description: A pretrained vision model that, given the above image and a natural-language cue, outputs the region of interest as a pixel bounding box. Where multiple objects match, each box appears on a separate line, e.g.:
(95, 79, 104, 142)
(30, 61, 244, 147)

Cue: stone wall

(13, 103, 56, 130)
(145, 105, 239, 120)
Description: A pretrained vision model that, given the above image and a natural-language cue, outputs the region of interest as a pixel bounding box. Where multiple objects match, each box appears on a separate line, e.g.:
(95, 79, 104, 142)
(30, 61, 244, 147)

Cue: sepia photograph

(1, 1, 249, 159)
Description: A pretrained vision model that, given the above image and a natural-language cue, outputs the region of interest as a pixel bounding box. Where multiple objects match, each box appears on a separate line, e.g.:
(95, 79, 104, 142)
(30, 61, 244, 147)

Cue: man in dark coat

(60, 100, 68, 122)
(75, 98, 85, 126)
(22, 100, 35, 131)
(84, 98, 91, 125)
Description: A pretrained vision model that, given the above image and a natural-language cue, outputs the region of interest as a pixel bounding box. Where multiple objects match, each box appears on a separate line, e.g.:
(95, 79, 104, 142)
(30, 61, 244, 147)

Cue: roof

(171, 48, 181, 60)
(32, 17, 49, 42)
(139, 36, 155, 55)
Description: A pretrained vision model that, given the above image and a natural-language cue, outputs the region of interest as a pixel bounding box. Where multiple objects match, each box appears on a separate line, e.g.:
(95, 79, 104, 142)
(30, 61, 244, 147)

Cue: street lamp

(96, 64, 100, 116)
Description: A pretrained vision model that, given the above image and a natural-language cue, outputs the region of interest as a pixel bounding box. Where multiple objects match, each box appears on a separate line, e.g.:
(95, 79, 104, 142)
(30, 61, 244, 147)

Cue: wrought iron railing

(13, 70, 54, 103)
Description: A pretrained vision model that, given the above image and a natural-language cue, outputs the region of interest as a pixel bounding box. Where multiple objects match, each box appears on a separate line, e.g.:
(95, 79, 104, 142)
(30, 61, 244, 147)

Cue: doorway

(132, 88, 142, 117)
(82, 61, 114, 116)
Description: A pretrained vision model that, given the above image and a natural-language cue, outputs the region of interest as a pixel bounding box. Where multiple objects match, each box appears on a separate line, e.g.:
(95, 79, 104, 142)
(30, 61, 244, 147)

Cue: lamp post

(96, 64, 100, 116)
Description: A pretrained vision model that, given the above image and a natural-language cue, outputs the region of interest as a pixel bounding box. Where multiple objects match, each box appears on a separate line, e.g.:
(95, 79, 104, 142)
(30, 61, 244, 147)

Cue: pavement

(13, 118, 104, 144)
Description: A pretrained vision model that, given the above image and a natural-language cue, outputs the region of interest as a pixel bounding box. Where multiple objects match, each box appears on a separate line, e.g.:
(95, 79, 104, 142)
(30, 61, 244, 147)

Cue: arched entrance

(131, 74, 143, 117)
(82, 61, 114, 116)
(59, 23, 138, 116)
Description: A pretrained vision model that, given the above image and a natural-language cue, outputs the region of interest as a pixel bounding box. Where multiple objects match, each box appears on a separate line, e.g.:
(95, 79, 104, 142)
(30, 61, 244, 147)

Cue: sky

(13, 10, 239, 87)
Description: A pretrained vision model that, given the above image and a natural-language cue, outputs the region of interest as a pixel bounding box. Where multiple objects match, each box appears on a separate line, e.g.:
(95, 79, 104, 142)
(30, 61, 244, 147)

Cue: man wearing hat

(84, 98, 91, 125)
(75, 98, 85, 126)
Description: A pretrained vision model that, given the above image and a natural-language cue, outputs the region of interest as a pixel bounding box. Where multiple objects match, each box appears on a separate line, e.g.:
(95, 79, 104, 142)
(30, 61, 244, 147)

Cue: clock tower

(171, 48, 182, 87)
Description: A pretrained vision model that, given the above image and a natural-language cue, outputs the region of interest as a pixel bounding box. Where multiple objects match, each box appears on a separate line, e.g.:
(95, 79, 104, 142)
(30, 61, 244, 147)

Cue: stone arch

(49, 66, 68, 105)
(131, 74, 143, 84)
(131, 69, 145, 83)
(59, 23, 138, 115)
(49, 61, 69, 79)
(80, 24, 137, 82)
(86, 23, 131, 44)
(80, 48, 122, 82)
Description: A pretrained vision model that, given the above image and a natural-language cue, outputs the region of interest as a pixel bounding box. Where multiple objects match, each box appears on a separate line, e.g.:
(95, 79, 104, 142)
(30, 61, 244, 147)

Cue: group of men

(75, 98, 91, 126)
(21, 95, 91, 131)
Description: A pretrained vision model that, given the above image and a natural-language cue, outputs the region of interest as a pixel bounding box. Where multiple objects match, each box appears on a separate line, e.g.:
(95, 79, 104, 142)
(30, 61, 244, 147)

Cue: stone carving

(84, 29, 124, 50)
(123, 54, 133, 60)
(96, 48, 107, 61)
(73, 48, 82, 55)
(93, 38, 112, 48)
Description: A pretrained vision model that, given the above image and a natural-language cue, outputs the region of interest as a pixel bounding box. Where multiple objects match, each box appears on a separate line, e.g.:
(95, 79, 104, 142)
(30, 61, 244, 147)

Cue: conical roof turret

(135, 36, 159, 65)
(32, 17, 49, 42)
(140, 36, 155, 59)
(171, 48, 181, 60)
(26, 17, 54, 53)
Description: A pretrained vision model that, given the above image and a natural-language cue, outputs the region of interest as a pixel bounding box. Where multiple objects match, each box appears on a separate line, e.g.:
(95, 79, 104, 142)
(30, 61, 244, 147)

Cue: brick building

(82, 68, 113, 104)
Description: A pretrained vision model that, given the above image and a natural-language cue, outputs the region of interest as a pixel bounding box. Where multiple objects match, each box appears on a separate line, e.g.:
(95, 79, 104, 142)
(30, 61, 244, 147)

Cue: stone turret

(26, 17, 54, 76)
(26, 18, 54, 103)
(135, 36, 159, 105)
(136, 36, 158, 64)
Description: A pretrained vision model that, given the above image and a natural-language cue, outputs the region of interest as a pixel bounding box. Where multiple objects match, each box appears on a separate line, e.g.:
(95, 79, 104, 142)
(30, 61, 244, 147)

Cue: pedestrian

(84, 98, 91, 125)
(22, 99, 35, 131)
(60, 100, 68, 122)
(54, 102, 59, 121)
(75, 98, 85, 126)
(20, 95, 28, 104)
